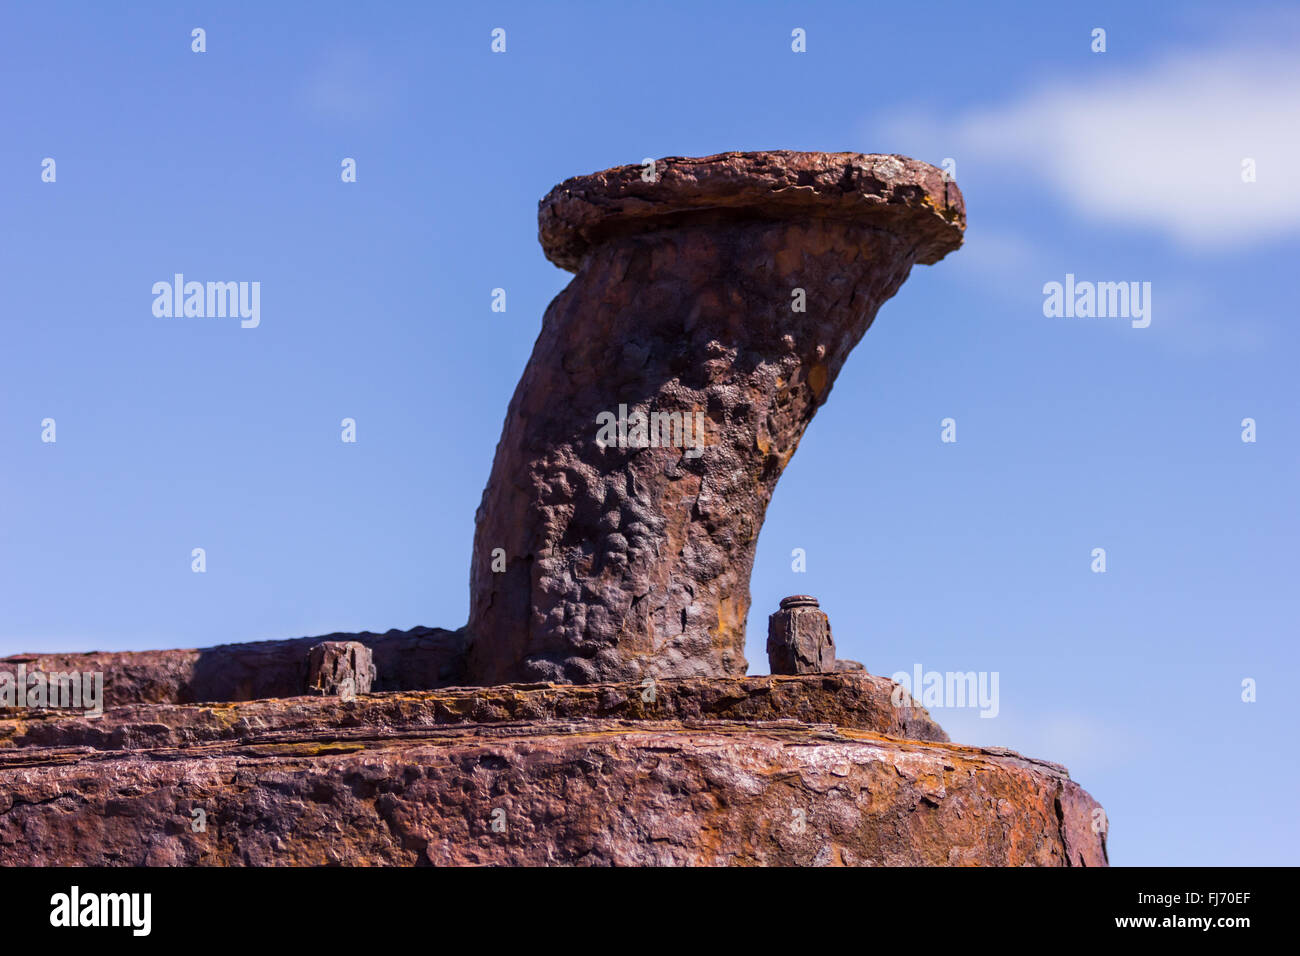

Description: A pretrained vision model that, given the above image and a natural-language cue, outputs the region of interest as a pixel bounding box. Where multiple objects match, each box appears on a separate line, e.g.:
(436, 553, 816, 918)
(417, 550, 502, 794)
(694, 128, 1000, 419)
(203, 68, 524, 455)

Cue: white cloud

(890, 45, 1300, 248)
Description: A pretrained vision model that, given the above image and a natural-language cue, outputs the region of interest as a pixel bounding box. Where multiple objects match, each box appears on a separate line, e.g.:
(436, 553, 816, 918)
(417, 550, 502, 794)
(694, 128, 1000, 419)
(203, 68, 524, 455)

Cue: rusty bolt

(306, 641, 376, 699)
(767, 595, 836, 675)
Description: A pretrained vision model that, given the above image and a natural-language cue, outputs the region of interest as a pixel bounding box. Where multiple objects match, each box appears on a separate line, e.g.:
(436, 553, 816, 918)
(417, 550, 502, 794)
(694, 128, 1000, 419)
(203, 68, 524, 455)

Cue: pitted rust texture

(538, 151, 965, 271)
(0, 720, 1104, 867)
(468, 152, 965, 685)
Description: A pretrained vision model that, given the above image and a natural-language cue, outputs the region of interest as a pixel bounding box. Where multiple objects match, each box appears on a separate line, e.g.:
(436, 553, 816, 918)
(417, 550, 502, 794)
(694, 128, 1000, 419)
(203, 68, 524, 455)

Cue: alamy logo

(152, 274, 261, 328)
(890, 664, 1000, 718)
(595, 404, 705, 459)
(49, 886, 151, 936)
(1042, 274, 1151, 328)
(0, 664, 104, 717)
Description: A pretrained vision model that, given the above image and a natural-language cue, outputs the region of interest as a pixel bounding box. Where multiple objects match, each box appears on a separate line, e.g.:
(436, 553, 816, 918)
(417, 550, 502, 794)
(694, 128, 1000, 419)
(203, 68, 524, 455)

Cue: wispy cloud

(884, 43, 1300, 248)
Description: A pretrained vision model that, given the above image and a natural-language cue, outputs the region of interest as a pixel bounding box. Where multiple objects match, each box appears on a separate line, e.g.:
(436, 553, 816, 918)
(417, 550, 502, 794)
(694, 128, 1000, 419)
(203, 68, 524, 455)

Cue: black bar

(2, 866, 1281, 942)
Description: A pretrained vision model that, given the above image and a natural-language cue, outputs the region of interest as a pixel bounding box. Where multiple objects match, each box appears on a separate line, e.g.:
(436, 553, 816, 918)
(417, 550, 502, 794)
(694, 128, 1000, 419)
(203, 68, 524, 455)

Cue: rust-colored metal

(0, 677, 1106, 867)
(467, 152, 965, 685)
(768, 595, 835, 674)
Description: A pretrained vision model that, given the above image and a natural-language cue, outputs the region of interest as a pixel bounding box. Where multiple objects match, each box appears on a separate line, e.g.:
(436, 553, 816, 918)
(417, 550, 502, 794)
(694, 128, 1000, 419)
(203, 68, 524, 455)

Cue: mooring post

(467, 151, 964, 685)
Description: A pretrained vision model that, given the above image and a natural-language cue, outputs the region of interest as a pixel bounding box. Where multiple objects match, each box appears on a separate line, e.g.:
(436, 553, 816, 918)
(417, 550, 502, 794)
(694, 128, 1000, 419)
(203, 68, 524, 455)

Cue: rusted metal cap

(538, 151, 966, 272)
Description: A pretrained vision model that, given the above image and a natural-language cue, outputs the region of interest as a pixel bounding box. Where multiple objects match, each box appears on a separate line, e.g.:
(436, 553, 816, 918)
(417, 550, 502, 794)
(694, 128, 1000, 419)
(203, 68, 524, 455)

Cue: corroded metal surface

(768, 595, 836, 674)
(0, 702, 1103, 868)
(0, 626, 467, 706)
(305, 641, 375, 697)
(468, 152, 965, 684)
(0, 672, 948, 750)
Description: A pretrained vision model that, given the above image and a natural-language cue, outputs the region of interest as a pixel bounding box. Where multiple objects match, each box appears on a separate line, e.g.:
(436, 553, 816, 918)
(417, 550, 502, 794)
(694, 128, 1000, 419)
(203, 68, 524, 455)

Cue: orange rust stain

(808, 363, 828, 398)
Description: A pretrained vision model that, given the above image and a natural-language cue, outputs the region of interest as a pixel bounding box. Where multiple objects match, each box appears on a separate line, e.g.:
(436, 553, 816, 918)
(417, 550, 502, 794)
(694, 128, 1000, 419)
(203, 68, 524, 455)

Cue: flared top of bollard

(538, 151, 965, 273)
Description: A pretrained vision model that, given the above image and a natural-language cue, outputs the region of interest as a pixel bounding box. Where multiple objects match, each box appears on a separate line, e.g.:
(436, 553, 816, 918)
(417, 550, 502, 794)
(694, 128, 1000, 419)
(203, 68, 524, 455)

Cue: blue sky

(2, 1, 1296, 865)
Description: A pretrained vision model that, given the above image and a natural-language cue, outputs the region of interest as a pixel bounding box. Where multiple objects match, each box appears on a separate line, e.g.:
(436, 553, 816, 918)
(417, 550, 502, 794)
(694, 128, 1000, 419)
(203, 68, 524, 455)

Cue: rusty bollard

(466, 151, 965, 685)
(767, 595, 836, 675)
(305, 641, 375, 700)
